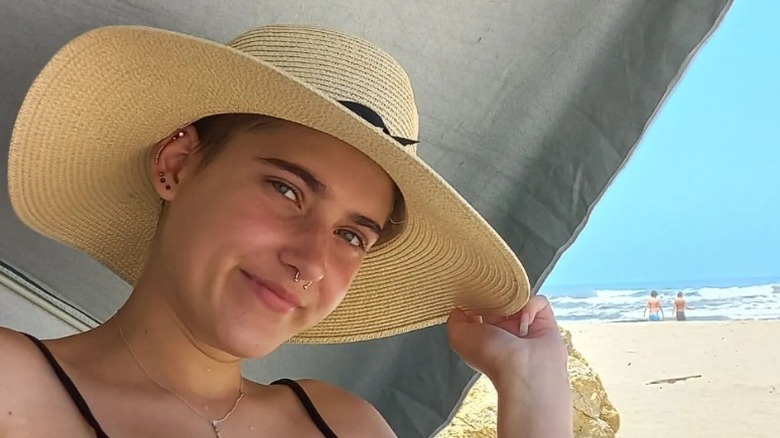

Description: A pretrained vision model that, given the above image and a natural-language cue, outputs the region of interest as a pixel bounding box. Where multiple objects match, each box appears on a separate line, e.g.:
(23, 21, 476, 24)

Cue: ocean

(542, 278, 780, 323)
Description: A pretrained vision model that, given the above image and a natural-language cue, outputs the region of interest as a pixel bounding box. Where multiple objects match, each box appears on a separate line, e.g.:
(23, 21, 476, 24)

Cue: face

(150, 119, 395, 357)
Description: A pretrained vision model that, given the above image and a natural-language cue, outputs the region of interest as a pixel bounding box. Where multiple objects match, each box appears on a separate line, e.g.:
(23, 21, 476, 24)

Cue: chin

(213, 324, 294, 359)
(212, 278, 306, 357)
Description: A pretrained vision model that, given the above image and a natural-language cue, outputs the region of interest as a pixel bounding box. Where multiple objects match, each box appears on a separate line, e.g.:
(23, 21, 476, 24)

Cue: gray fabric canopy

(0, 1, 731, 436)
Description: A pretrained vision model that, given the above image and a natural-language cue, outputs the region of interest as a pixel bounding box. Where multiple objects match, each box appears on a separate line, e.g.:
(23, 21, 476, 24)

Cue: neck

(106, 275, 243, 401)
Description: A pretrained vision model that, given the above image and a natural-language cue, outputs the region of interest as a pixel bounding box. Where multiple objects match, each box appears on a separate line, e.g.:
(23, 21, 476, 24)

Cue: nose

(279, 220, 327, 288)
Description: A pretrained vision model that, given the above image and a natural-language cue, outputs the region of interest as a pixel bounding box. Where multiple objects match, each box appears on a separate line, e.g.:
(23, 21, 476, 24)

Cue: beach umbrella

(0, 0, 732, 436)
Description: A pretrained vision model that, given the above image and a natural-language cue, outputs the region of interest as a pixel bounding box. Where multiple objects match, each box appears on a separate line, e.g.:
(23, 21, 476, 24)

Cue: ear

(150, 124, 201, 201)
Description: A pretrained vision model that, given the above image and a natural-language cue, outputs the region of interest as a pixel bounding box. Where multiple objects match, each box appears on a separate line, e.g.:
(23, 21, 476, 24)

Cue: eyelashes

(334, 229, 367, 250)
(270, 180, 301, 204)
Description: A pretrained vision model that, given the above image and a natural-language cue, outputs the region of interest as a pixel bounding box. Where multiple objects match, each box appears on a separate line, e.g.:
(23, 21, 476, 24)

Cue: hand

(446, 295, 567, 384)
(447, 295, 573, 437)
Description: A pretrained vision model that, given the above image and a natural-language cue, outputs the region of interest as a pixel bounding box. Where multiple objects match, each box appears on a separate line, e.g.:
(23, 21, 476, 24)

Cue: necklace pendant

(210, 420, 223, 438)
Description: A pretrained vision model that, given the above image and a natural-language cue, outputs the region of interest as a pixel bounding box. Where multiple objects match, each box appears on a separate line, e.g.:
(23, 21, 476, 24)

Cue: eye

(270, 180, 299, 203)
(335, 229, 366, 249)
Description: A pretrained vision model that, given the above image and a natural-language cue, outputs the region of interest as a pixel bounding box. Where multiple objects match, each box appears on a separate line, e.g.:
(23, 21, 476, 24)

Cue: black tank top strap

(22, 333, 110, 438)
(271, 378, 338, 438)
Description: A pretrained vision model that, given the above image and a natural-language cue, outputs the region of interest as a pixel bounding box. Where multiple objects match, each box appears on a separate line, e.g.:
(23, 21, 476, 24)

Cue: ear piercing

(154, 130, 185, 190)
(153, 130, 185, 165)
(157, 172, 170, 190)
(389, 216, 405, 225)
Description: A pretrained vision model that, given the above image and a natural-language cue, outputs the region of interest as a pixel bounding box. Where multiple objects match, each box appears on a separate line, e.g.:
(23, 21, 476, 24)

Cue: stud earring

(157, 172, 170, 190)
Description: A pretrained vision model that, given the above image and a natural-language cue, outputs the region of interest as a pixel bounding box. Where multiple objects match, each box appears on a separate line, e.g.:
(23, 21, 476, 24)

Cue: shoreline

(559, 316, 780, 324)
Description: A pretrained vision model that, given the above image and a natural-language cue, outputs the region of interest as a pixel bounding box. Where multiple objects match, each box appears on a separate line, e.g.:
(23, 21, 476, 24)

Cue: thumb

(447, 307, 482, 325)
(446, 307, 482, 350)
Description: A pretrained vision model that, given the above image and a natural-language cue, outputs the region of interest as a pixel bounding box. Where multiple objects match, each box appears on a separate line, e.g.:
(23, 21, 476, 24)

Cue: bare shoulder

(0, 326, 56, 392)
(297, 379, 396, 438)
(0, 327, 62, 432)
(0, 326, 50, 377)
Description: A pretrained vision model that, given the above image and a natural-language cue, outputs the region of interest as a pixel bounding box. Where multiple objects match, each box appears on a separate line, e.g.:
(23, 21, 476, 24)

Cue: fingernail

(519, 322, 529, 337)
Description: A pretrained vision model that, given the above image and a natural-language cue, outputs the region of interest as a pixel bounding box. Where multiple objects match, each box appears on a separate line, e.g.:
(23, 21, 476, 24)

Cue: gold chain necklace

(114, 318, 245, 437)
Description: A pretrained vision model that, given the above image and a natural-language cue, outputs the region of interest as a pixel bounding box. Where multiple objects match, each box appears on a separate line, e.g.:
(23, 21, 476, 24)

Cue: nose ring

(294, 269, 312, 290)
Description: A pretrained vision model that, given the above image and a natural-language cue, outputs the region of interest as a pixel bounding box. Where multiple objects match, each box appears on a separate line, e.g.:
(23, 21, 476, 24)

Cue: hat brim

(8, 25, 529, 343)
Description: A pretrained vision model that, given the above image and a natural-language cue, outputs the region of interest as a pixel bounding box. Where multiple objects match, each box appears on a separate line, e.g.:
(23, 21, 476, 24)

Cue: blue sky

(541, 1, 780, 293)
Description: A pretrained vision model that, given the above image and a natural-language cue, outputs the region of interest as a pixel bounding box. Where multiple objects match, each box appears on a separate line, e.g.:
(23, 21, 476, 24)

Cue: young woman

(1, 25, 572, 437)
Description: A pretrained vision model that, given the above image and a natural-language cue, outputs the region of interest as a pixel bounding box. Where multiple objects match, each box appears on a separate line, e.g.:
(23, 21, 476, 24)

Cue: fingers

(519, 310, 532, 337)
(522, 295, 553, 320)
(519, 295, 554, 336)
(448, 295, 555, 336)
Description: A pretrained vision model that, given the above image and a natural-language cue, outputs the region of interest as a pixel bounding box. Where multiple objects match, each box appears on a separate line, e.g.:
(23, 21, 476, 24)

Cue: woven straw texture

(8, 25, 529, 343)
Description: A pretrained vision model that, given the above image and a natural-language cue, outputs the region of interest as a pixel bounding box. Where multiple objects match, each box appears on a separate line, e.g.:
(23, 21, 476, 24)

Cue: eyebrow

(255, 156, 384, 236)
(255, 157, 326, 194)
(353, 215, 383, 235)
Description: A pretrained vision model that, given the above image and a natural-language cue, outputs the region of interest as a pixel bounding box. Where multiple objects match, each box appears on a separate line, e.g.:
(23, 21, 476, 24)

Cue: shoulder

(297, 379, 396, 438)
(0, 327, 58, 393)
(0, 327, 63, 432)
(0, 327, 50, 373)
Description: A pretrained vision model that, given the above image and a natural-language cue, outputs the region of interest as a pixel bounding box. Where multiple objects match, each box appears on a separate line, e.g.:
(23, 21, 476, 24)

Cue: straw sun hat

(8, 24, 529, 343)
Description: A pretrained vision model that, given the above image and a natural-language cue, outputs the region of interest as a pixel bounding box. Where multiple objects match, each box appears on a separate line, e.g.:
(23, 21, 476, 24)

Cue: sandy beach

(564, 320, 780, 437)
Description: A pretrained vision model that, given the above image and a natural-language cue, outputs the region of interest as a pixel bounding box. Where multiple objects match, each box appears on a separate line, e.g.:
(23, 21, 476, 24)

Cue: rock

(564, 328, 620, 437)
(435, 328, 620, 438)
(433, 375, 498, 438)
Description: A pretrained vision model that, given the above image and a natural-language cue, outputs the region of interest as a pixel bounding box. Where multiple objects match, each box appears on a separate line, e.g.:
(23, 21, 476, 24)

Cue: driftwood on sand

(646, 374, 703, 385)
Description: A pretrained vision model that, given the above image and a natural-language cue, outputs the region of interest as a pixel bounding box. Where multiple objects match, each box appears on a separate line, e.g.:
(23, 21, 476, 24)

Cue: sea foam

(546, 283, 780, 323)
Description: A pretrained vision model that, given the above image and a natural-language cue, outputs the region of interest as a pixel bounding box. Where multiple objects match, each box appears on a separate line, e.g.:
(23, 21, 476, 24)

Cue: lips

(240, 269, 303, 313)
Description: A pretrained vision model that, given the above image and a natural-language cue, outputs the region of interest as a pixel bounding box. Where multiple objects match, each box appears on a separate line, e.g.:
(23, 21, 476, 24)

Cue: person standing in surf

(672, 291, 694, 321)
(643, 290, 664, 321)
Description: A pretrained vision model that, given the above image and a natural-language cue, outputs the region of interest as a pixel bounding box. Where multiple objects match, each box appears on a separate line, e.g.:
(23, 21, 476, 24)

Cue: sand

(563, 320, 780, 438)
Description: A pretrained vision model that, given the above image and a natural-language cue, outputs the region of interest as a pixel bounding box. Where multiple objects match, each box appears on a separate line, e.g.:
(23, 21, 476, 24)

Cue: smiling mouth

(240, 269, 303, 313)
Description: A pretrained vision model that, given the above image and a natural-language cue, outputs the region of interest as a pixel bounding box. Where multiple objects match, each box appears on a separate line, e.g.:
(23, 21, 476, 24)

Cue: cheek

(164, 188, 285, 276)
(213, 197, 296, 262)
